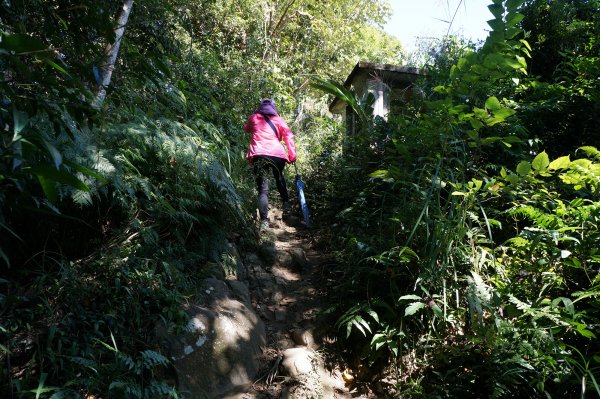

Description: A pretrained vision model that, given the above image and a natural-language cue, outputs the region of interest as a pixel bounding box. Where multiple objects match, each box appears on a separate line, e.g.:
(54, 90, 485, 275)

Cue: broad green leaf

(473, 107, 488, 119)
(42, 139, 63, 169)
(487, 18, 504, 32)
(520, 39, 532, 51)
(0, 33, 48, 54)
(502, 136, 521, 144)
(398, 294, 421, 301)
(578, 146, 600, 159)
(485, 96, 502, 111)
(388, 340, 399, 357)
(493, 107, 516, 119)
(449, 65, 458, 79)
(404, 301, 425, 316)
(483, 53, 505, 69)
(503, 57, 523, 70)
(570, 158, 592, 168)
(532, 151, 550, 172)
(549, 155, 570, 170)
(46, 60, 71, 77)
(506, 12, 525, 28)
(469, 118, 484, 129)
(506, 0, 524, 12)
(516, 56, 528, 69)
(467, 130, 479, 140)
(481, 136, 502, 145)
(29, 165, 90, 192)
(485, 116, 506, 126)
(369, 170, 389, 178)
(471, 179, 483, 191)
(576, 327, 596, 339)
(505, 174, 519, 184)
(366, 309, 379, 324)
(488, 4, 504, 18)
(12, 108, 28, 137)
(552, 297, 574, 315)
(35, 174, 58, 204)
(516, 161, 531, 176)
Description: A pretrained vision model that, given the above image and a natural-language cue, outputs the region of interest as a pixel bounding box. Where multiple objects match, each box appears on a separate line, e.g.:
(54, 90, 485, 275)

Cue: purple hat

(255, 98, 279, 116)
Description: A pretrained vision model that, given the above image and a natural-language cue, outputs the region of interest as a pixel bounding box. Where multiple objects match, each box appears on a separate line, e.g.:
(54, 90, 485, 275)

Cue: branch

(270, 0, 298, 38)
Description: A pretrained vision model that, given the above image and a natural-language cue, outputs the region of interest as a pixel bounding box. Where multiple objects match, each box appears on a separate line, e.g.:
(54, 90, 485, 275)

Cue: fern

(109, 379, 142, 399)
(509, 205, 563, 230)
(140, 350, 169, 369)
(144, 381, 178, 398)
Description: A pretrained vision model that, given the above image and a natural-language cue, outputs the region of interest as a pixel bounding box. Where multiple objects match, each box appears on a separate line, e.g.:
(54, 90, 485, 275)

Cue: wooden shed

(330, 61, 423, 135)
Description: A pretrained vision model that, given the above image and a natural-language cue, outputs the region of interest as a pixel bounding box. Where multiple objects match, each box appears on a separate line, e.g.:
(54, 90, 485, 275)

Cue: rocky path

(232, 208, 361, 399)
(161, 206, 376, 398)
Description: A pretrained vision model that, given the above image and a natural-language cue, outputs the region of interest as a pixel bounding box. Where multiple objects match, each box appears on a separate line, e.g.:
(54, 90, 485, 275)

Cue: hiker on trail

(244, 98, 297, 230)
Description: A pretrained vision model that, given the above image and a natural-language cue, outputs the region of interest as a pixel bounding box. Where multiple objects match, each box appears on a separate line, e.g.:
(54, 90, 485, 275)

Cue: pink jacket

(244, 113, 297, 163)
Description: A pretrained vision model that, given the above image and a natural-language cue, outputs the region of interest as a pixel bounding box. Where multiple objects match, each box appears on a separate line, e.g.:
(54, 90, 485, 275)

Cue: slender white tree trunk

(94, 0, 134, 109)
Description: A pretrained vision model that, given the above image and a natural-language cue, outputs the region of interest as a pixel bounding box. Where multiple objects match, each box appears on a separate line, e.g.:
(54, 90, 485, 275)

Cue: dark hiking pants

(252, 155, 290, 221)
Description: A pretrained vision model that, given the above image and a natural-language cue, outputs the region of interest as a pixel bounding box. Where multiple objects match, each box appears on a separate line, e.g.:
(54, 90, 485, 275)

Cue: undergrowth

(307, 0, 600, 397)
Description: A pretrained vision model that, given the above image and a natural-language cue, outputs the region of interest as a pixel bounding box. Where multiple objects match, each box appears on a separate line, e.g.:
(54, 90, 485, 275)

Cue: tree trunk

(93, 0, 134, 109)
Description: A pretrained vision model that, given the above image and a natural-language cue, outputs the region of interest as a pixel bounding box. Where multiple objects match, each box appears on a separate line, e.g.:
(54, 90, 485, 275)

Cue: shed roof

(329, 61, 423, 113)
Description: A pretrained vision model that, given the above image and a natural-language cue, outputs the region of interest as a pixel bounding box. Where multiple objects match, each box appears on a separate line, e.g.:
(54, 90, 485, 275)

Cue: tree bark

(94, 0, 134, 109)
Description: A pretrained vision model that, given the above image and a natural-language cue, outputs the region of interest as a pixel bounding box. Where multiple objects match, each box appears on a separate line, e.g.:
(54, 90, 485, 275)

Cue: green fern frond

(140, 349, 169, 369)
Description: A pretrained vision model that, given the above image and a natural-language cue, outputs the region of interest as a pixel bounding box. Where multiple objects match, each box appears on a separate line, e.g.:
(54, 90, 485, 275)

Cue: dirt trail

(231, 208, 373, 399)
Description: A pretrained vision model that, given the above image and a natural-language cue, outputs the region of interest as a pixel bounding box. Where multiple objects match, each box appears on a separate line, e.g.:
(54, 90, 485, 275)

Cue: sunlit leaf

(473, 107, 488, 119)
(398, 294, 421, 301)
(493, 107, 516, 119)
(46, 60, 71, 77)
(549, 155, 570, 170)
(516, 161, 531, 176)
(404, 301, 425, 316)
(532, 151, 549, 172)
(12, 108, 28, 137)
(485, 96, 502, 111)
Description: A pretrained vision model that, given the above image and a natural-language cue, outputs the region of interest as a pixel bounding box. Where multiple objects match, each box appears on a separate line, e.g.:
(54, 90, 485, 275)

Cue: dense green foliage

(308, 0, 600, 397)
(2, 0, 599, 397)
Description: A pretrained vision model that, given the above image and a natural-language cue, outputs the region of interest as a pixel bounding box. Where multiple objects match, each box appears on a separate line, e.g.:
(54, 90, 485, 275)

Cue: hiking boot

(283, 201, 292, 212)
(259, 220, 270, 231)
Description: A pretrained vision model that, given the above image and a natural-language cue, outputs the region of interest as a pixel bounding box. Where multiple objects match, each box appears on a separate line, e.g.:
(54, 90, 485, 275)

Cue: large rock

(158, 278, 266, 398)
(280, 347, 337, 399)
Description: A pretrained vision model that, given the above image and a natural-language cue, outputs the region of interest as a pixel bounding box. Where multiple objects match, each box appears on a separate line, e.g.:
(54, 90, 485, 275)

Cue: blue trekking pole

(293, 162, 310, 227)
